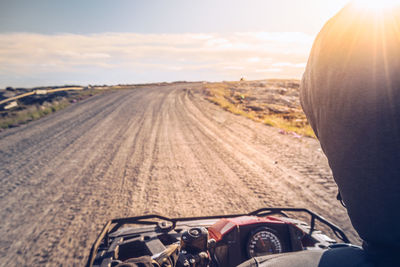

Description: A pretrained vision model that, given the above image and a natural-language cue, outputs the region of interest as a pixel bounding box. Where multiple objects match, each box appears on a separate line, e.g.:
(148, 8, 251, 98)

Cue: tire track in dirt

(1, 90, 152, 266)
(184, 89, 358, 243)
(35, 94, 149, 266)
(131, 90, 171, 215)
(0, 91, 132, 200)
(174, 92, 281, 211)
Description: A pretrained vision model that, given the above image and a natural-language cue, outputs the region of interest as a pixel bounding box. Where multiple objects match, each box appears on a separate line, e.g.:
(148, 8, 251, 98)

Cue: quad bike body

(86, 208, 350, 267)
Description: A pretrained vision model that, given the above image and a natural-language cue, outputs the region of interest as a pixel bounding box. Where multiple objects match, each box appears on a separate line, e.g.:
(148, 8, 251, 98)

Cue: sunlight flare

(353, 0, 399, 10)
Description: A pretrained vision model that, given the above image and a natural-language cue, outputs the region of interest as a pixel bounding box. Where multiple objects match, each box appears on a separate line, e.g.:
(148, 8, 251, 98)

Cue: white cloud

(238, 32, 314, 45)
(272, 62, 307, 68)
(247, 57, 261, 63)
(256, 68, 282, 73)
(223, 66, 244, 70)
(0, 32, 314, 87)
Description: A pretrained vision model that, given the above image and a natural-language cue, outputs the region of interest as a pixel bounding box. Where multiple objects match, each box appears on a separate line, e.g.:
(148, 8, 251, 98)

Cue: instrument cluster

(208, 216, 305, 266)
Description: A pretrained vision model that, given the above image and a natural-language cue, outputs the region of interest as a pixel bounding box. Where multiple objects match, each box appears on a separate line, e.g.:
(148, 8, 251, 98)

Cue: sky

(0, 0, 350, 88)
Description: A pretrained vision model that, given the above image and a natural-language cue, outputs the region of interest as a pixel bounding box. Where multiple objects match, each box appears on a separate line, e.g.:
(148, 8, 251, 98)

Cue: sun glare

(353, 0, 398, 10)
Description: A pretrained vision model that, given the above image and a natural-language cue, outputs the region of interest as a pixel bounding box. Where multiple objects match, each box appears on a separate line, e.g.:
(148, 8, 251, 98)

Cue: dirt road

(0, 83, 358, 266)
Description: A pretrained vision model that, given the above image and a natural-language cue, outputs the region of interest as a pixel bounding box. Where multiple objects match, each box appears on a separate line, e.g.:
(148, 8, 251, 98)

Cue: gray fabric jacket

(301, 3, 400, 256)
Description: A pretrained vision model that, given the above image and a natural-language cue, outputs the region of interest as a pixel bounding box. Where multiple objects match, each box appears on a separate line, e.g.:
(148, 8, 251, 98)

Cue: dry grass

(203, 81, 316, 138)
(0, 89, 104, 130)
(0, 100, 69, 129)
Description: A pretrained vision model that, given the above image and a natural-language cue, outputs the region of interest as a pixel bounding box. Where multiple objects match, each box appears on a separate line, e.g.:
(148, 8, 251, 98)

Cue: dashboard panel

(208, 216, 305, 266)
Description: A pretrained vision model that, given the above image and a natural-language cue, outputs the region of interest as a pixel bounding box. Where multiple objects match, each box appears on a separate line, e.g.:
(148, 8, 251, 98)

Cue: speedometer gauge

(247, 227, 283, 258)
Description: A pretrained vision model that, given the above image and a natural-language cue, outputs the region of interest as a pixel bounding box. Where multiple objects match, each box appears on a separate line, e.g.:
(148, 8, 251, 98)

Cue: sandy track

(0, 83, 358, 266)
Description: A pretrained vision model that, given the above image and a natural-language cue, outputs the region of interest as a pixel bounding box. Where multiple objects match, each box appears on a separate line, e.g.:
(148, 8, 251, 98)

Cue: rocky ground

(202, 80, 314, 137)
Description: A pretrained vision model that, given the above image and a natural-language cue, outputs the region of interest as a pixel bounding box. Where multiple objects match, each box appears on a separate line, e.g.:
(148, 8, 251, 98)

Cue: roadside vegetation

(0, 88, 105, 130)
(202, 80, 315, 138)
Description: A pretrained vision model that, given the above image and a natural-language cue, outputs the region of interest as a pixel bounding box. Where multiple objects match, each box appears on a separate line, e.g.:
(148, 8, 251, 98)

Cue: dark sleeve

(238, 247, 375, 267)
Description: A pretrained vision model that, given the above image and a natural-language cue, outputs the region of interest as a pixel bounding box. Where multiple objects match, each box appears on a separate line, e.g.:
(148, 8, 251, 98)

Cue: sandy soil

(0, 83, 358, 266)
